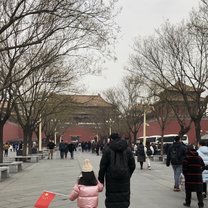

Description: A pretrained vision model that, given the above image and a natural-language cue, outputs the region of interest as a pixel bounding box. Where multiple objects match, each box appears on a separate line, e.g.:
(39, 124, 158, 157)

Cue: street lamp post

(59, 135, 63, 143)
(106, 118, 114, 135)
(51, 118, 57, 144)
(54, 129, 57, 145)
(38, 115, 42, 151)
(109, 123, 112, 135)
(143, 110, 147, 146)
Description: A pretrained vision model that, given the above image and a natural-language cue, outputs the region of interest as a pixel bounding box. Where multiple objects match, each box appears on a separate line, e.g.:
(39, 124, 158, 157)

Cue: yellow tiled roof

(70, 94, 112, 107)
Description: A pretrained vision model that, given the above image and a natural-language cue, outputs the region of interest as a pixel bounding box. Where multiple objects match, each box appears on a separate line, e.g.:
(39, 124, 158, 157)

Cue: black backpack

(170, 146, 180, 164)
(146, 146, 152, 156)
(109, 149, 129, 179)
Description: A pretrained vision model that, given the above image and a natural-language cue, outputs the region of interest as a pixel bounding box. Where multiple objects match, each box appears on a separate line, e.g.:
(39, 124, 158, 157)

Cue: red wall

(3, 122, 97, 143)
(61, 125, 97, 143)
(4, 118, 208, 144)
(4, 121, 23, 142)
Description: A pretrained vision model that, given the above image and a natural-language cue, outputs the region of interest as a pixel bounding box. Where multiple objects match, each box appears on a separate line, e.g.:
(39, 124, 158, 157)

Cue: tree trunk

(0, 123, 4, 163)
(23, 126, 33, 156)
(133, 130, 138, 144)
(28, 133, 33, 154)
(193, 119, 202, 145)
(159, 128, 165, 161)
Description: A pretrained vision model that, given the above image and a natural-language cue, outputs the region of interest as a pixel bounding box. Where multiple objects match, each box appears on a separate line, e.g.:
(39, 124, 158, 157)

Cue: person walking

(144, 141, 154, 170)
(64, 141, 69, 159)
(183, 145, 205, 208)
(136, 141, 146, 170)
(166, 135, 187, 191)
(95, 141, 100, 156)
(47, 139, 56, 159)
(98, 133, 136, 208)
(3, 142, 10, 157)
(197, 140, 208, 199)
(68, 142, 76, 159)
(59, 139, 65, 159)
(69, 159, 103, 208)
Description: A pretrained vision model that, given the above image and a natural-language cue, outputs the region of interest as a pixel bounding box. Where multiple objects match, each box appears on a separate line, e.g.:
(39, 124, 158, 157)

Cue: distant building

(61, 94, 115, 142)
(3, 94, 115, 143)
(137, 82, 208, 144)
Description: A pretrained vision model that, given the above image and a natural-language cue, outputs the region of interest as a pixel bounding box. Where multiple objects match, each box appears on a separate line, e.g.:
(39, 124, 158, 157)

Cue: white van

(137, 135, 161, 155)
(137, 135, 161, 144)
(157, 134, 189, 145)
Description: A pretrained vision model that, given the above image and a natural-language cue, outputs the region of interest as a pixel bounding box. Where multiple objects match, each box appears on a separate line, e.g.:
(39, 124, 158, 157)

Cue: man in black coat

(47, 139, 56, 159)
(59, 139, 65, 159)
(68, 142, 76, 159)
(166, 136, 187, 191)
(98, 133, 135, 208)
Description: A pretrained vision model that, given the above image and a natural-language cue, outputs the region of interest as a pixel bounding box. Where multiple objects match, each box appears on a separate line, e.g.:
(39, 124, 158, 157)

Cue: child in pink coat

(69, 159, 103, 208)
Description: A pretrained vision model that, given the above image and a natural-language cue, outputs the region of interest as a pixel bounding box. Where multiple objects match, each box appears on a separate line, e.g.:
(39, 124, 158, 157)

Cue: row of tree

(103, 0, 208, 151)
(0, 0, 119, 163)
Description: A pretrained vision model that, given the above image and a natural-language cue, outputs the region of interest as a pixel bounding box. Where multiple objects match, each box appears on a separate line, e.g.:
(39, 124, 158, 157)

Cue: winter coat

(64, 143, 69, 153)
(166, 142, 187, 166)
(182, 149, 205, 192)
(136, 144, 145, 162)
(59, 142, 65, 151)
(69, 181, 103, 208)
(98, 138, 135, 208)
(197, 146, 208, 183)
(47, 141, 55, 149)
(68, 143, 76, 152)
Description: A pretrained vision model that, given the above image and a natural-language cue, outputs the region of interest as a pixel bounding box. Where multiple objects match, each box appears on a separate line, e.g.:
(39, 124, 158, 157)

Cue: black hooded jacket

(98, 138, 135, 208)
(166, 142, 187, 166)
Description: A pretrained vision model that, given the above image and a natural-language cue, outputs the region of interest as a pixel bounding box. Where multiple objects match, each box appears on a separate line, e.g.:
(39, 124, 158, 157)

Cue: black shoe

(183, 203, 190, 207)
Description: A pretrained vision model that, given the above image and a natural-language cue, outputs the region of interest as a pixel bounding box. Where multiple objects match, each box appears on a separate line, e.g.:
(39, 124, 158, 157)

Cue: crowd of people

(3, 133, 208, 208)
(3, 141, 23, 156)
(165, 136, 208, 208)
(67, 134, 208, 208)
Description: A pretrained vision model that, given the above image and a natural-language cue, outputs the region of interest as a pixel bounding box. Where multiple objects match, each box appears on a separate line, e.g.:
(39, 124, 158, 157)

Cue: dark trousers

(140, 162, 143, 169)
(64, 151, 68, 158)
(69, 151, 74, 159)
(60, 150, 64, 159)
(185, 191, 204, 207)
(4, 150, 8, 157)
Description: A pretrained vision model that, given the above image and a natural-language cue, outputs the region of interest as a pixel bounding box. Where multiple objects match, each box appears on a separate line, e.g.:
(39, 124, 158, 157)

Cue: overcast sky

(81, 0, 201, 95)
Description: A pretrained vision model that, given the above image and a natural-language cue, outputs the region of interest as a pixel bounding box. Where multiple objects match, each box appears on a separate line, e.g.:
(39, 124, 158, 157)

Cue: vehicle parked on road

(137, 134, 189, 154)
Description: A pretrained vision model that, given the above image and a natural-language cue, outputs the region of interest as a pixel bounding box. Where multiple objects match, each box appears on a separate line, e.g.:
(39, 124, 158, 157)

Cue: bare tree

(13, 60, 73, 155)
(0, 0, 119, 162)
(104, 75, 144, 144)
(150, 101, 171, 157)
(129, 17, 208, 145)
(139, 82, 192, 157)
(0, 0, 118, 53)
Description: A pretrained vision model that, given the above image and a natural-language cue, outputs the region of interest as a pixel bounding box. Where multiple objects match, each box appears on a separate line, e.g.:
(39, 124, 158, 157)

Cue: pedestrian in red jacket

(182, 145, 205, 208)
